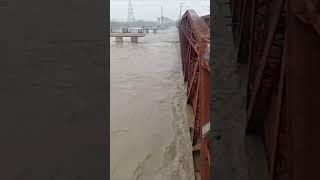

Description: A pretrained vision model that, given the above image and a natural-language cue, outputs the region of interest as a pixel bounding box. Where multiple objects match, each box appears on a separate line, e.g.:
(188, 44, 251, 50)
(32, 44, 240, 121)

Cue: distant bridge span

(110, 32, 145, 43)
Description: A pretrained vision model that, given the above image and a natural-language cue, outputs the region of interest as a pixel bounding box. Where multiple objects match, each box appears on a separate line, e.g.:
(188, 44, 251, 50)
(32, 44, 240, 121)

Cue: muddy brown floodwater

(110, 27, 195, 180)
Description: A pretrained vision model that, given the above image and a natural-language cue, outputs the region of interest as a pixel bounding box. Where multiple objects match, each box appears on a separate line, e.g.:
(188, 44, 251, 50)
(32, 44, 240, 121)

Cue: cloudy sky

(110, 0, 210, 21)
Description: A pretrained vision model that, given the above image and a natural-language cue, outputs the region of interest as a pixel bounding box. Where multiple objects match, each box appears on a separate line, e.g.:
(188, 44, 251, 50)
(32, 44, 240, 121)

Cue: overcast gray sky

(110, 0, 210, 21)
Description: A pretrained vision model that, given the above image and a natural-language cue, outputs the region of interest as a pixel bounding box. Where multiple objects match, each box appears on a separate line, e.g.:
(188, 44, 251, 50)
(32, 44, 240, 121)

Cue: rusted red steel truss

(178, 10, 211, 180)
(232, 0, 320, 179)
(201, 15, 211, 28)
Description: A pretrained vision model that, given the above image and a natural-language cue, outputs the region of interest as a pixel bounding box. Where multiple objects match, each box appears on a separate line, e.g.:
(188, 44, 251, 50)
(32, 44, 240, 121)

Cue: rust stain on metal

(178, 10, 210, 180)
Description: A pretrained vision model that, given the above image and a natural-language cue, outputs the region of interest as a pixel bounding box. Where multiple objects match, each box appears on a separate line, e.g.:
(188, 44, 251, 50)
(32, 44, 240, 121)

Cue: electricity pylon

(127, 0, 135, 23)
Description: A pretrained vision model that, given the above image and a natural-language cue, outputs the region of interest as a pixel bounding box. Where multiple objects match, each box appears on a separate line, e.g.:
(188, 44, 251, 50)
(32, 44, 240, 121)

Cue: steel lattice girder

(179, 10, 211, 180)
(235, 0, 289, 179)
(233, 0, 320, 180)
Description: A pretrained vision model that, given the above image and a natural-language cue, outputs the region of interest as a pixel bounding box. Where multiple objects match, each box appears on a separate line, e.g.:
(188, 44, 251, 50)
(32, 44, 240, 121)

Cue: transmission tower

(127, 0, 135, 23)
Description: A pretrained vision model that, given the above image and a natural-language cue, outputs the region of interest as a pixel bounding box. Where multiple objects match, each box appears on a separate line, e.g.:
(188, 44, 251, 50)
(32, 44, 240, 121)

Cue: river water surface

(110, 27, 195, 180)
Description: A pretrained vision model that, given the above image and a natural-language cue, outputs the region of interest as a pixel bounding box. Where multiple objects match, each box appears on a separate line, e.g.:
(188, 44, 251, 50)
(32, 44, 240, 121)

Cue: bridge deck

(110, 33, 145, 37)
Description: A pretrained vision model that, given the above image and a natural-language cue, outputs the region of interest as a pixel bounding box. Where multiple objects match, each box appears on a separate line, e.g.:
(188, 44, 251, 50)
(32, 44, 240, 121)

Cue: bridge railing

(178, 10, 211, 180)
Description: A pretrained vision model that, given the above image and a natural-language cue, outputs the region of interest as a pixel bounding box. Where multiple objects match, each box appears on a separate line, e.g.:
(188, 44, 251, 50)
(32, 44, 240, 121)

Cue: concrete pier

(116, 37, 123, 43)
(122, 28, 130, 33)
(131, 36, 139, 43)
(110, 32, 145, 43)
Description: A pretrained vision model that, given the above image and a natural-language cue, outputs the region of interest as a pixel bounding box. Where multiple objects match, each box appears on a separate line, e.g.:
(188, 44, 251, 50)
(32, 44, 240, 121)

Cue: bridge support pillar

(131, 37, 138, 43)
(115, 37, 123, 43)
(122, 28, 129, 33)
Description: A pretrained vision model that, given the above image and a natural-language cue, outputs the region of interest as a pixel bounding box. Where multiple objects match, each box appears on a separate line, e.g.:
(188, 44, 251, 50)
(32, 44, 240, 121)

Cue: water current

(110, 27, 195, 180)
